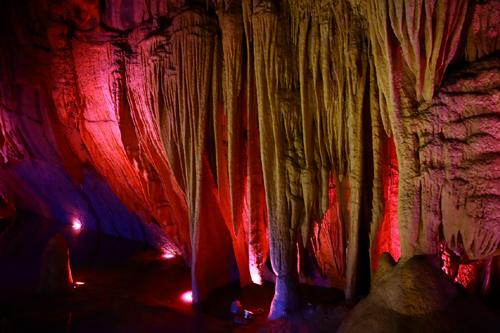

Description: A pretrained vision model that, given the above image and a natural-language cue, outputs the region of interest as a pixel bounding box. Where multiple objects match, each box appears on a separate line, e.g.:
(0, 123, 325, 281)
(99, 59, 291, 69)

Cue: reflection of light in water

(74, 281, 85, 289)
(181, 291, 193, 302)
(72, 220, 82, 230)
(162, 253, 174, 259)
(67, 312, 72, 330)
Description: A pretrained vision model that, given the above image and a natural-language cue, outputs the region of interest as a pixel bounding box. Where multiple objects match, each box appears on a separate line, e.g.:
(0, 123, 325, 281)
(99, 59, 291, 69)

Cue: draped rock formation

(1, 0, 500, 321)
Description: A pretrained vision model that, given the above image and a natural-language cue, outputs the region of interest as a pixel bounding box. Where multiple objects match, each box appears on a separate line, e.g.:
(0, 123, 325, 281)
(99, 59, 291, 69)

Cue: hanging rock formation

(1, 0, 500, 322)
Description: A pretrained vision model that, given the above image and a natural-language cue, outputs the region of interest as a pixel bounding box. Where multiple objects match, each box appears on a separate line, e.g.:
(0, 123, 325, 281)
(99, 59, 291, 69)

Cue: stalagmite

(38, 234, 74, 295)
(242, 0, 269, 286)
(252, 0, 301, 319)
(3, 0, 500, 328)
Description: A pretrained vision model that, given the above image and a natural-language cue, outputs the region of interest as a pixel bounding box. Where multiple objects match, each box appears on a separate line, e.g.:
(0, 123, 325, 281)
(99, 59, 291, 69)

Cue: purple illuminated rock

(230, 300, 244, 316)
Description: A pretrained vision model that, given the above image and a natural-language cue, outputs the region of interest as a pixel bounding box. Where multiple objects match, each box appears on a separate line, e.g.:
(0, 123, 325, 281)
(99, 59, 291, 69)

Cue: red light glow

(162, 253, 174, 259)
(73, 282, 85, 289)
(181, 291, 192, 302)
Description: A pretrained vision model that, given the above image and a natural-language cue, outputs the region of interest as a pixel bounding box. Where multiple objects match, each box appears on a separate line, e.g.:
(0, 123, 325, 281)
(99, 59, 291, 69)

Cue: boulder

(339, 255, 500, 333)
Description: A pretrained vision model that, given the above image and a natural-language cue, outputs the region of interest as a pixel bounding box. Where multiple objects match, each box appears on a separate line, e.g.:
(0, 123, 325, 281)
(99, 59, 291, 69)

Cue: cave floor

(5, 214, 500, 332)
(0, 213, 276, 333)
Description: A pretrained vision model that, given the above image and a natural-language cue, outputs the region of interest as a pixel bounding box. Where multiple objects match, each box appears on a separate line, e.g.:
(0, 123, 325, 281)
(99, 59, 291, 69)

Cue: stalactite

(310, 175, 346, 289)
(461, 0, 500, 62)
(344, 12, 368, 298)
(308, 18, 331, 231)
(370, 133, 401, 272)
(367, 0, 468, 258)
(330, 2, 349, 181)
(71, 29, 152, 219)
(218, 0, 248, 237)
(164, 7, 239, 302)
(47, 24, 87, 186)
(368, 48, 385, 275)
(436, 54, 500, 261)
(242, 0, 268, 286)
(253, 0, 302, 319)
(297, 11, 319, 248)
(125, 29, 192, 260)
(212, 30, 252, 288)
(5, 0, 500, 322)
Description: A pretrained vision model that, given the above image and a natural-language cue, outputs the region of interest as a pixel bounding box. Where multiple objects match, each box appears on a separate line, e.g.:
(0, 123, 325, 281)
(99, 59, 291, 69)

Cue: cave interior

(1, 0, 500, 332)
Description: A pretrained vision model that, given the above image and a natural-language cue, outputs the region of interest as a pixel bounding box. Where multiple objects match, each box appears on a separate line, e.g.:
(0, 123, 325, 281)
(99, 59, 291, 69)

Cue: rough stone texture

(370, 252, 396, 290)
(1, 0, 500, 321)
(338, 255, 500, 333)
(0, 0, 176, 254)
(434, 54, 500, 261)
(37, 234, 73, 295)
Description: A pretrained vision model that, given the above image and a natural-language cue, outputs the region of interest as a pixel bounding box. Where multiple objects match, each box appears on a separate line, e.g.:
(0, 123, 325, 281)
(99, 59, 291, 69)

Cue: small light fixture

(162, 253, 174, 259)
(181, 291, 193, 302)
(72, 220, 82, 230)
(73, 282, 85, 289)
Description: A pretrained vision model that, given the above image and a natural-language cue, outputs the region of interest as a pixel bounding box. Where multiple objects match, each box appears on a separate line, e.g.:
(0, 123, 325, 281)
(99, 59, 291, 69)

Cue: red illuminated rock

(1, 0, 500, 322)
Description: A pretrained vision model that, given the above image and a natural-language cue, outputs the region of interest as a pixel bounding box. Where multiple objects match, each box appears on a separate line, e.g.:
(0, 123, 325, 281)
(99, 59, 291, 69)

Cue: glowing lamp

(162, 253, 174, 259)
(73, 282, 85, 289)
(181, 291, 193, 302)
(72, 220, 82, 230)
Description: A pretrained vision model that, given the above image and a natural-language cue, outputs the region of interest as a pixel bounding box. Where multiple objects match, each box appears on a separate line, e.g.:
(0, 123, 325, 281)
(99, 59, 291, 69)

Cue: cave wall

(1, 0, 500, 318)
(0, 0, 176, 254)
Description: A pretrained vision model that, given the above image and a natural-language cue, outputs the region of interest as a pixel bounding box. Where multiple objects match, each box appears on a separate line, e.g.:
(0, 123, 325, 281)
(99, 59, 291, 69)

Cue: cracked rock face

(1, 0, 500, 321)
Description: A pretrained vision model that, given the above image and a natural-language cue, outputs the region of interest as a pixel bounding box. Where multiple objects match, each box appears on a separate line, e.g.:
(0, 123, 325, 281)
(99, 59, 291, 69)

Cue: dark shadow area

(0, 212, 277, 333)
